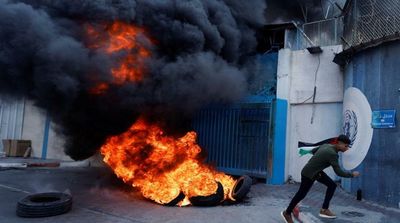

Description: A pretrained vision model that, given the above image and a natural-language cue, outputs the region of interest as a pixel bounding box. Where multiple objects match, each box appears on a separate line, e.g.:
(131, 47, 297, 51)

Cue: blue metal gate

(192, 53, 278, 179)
(192, 103, 272, 178)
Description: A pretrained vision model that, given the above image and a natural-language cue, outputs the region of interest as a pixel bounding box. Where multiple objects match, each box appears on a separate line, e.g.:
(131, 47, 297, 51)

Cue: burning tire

(189, 182, 224, 206)
(165, 191, 185, 206)
(230, 175, 252, 201)
(16, 192, 72, 218)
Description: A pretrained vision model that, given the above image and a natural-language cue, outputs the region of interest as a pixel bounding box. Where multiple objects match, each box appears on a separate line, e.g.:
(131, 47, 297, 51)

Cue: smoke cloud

(0, 0, 266, 160)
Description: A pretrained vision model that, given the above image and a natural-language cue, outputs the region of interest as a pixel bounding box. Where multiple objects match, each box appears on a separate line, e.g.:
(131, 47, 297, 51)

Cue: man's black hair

(337, 134, 351, 144)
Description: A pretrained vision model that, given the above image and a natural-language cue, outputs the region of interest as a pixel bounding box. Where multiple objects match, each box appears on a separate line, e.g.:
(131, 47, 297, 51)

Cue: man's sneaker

(319, 208, 337, 219)
(280, 210, 294, 223)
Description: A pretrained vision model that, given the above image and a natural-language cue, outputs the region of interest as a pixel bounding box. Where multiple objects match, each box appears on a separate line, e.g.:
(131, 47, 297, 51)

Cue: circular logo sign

(342, 87, 373, 170)
(343, 110, 357, 148)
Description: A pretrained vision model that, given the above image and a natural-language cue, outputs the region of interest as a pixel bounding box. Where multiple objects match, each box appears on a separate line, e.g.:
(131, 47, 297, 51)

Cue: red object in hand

(293, 205, 300, 219)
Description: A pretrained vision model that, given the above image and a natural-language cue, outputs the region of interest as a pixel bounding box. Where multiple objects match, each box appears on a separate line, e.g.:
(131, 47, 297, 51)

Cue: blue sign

(371, 110, 396, 128)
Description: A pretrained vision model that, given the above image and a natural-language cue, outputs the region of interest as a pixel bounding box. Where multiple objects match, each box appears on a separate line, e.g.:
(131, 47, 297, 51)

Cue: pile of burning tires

(16, 175, 252, 218)
(167, 175, 253, 206)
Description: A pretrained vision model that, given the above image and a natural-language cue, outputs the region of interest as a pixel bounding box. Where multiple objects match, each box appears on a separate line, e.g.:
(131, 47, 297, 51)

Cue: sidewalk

(0, 166, 399, 223)
(0, 157, 91, 168)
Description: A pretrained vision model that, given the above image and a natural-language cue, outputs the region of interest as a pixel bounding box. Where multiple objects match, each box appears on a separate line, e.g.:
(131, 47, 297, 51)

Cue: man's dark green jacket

(301, 144, 353, 180)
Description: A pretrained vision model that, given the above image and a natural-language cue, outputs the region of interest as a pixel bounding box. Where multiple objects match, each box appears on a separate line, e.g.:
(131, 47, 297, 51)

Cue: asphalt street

(0, 167, 399, 223)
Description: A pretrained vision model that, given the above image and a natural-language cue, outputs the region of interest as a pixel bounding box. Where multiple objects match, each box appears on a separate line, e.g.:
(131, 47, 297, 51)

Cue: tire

(189, 182, 224, 206)
(165, 191, 185, 206)
(16, 192, 72, 218)
(230, 175, 252, 201)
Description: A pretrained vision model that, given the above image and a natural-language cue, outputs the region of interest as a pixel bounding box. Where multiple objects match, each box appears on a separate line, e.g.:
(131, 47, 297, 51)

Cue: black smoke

(0, 0, 266, 160)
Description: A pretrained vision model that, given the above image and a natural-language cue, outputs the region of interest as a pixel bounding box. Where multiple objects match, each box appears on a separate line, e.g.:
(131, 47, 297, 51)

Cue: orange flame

(86, 21, 152, 93)
(89, 82, 109, 95)
(100, 117, 235, 205)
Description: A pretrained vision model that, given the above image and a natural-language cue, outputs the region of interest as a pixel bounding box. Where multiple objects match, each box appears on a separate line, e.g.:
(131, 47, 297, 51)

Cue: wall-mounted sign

(371, 110, 396, 128)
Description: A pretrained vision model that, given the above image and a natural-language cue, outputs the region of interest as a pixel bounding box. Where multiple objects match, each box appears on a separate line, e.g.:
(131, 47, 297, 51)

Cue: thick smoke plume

(0, 0, 266, 160)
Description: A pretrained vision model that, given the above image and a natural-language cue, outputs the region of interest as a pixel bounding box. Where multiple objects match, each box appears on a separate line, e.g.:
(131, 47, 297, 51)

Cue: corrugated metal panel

(343, 40, 400, 207)
(192, 103, 272, 178)
(0, 97, 25, 152)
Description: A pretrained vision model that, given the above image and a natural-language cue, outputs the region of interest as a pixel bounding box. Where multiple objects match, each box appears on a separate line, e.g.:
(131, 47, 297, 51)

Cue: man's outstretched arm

(329, 155, 353, 178)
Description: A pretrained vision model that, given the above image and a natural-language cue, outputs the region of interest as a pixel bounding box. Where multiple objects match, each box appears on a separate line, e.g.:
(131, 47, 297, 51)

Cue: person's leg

(316, 171, 337, 209)
(285, 175, 314, 214)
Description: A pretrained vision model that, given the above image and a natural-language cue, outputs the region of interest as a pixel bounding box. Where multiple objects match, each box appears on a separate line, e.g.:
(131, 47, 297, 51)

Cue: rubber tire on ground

(189, 182, 224, 206)
(230, 175, 252, 201)
(17, 192, 72, 218)
(165, 191, 185, 206)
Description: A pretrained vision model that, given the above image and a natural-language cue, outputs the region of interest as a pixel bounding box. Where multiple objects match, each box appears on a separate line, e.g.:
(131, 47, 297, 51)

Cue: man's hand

(352, 171, 360, 177)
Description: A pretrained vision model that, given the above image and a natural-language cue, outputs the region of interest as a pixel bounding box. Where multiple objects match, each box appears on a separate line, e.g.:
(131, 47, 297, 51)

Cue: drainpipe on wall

(41, 111, 51, 159)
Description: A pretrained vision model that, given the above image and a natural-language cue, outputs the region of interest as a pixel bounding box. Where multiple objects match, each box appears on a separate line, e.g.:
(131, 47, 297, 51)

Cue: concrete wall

(0, 98, 109, 167)
(22, 100, 72, 161)
(342, 40, 400, 208)
(277, 45, 344, 182)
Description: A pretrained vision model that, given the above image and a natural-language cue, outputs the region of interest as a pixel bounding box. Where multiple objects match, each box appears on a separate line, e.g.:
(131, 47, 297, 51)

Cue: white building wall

(277, 45, 344, 182)
(22, 100, 72, 161)
(289, 46, 343, 104)
(21, 100, 45, 158)
(0, 99, 105, 165)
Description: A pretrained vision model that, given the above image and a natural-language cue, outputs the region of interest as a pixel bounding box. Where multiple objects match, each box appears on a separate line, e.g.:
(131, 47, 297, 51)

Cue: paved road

(0, 167, 399, 223)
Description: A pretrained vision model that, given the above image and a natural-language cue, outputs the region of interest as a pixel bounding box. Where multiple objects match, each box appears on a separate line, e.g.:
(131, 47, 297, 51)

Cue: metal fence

(300, 18, 344, 49)
(287, 17, 343, 50)
(192, 103, 272, 178)
(343, 0, 400, 48)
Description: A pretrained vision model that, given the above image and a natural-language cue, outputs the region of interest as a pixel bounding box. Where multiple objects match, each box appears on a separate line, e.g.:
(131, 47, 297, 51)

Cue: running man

(281, 134, 360, 223)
